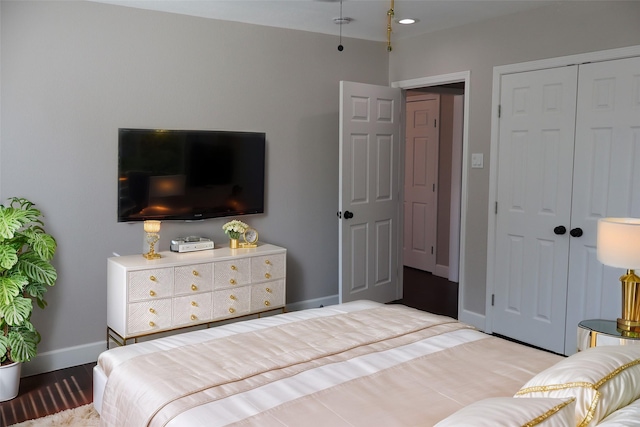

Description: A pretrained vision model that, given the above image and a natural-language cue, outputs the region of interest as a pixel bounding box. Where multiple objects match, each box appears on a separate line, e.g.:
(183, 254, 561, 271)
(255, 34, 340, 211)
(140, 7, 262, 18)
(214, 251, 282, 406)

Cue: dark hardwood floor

(0, 266, 456, 425)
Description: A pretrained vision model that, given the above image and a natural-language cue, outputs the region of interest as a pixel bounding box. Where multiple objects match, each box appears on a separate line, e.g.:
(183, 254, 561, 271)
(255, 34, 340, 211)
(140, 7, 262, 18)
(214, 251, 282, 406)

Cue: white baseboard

(22, 295, 342, 376)
(434, 264, 449, 279)
(286, 294, 339, 312)
(22, 340, 106, 377)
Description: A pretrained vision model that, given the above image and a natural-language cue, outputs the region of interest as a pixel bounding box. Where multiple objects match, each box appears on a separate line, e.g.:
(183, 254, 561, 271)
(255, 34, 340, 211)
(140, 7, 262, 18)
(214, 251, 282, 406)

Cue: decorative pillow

(515, 345, 640, 427)
(433, 397, 575, 427)
(596, 397, 640, 427)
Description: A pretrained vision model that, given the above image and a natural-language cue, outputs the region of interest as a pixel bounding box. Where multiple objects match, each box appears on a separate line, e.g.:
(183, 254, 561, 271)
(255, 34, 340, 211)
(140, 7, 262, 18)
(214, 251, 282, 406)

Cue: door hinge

(431, 246, 434, 255)
(491, 294, 495, 306)
(434, 119, 437, 128)
(498, 105, 501, 118)
(433, 183, 435, 192)
(495, 201, 498, 214)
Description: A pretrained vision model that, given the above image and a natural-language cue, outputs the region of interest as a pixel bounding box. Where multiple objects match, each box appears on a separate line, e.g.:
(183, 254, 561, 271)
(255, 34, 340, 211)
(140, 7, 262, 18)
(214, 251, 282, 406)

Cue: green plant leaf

(22, 227, 57, 261)
(0, 275, 26, 306)
(0, 296, 33, 326)
(0, 335, 8, 363)
(0, 244, 19, 270)
(15, 252, 57, 287)
(7, 328, 38, 362)
(0, 207, 26, 240)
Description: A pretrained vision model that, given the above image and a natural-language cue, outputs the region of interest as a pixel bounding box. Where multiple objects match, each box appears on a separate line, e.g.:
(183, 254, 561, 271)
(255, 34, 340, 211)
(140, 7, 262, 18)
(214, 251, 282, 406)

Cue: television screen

(118, 128, 265, 222)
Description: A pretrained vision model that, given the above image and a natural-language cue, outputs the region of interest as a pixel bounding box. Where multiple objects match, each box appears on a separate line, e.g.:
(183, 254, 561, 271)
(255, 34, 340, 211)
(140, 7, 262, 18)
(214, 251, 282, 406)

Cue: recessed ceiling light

(397, 18, 418, 25)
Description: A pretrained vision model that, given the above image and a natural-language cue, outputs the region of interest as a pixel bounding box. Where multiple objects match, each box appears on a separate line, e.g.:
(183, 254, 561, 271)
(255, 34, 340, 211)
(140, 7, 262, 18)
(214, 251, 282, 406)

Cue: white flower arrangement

(222, 220, 249, 240)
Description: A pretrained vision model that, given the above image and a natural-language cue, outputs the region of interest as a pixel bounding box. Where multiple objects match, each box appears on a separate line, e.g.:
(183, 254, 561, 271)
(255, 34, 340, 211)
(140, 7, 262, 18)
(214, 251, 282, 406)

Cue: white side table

(577, 319, 640, 351)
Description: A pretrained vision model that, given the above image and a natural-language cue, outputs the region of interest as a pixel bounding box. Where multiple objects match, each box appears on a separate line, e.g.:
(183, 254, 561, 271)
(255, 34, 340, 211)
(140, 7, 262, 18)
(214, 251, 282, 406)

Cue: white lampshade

(597, 218, 640, 269)
(144, 220, 162, 233)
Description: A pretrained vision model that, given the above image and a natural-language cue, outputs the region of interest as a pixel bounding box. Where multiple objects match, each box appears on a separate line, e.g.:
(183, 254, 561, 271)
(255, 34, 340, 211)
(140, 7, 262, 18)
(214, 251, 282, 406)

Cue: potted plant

(222, 220, 248, 249)
(0, 197, 57, 401)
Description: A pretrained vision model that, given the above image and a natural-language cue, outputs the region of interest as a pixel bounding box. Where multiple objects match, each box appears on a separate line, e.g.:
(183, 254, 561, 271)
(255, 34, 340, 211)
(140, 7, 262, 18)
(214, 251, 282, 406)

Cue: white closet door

(564, 56, 640, 354)
(492, 66, 578, 354)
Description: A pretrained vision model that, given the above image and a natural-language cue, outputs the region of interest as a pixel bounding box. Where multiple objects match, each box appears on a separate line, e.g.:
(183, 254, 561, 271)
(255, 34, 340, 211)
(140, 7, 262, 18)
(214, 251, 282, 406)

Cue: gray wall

(390, 1, 640, 317)
(1, 1, 388, 373)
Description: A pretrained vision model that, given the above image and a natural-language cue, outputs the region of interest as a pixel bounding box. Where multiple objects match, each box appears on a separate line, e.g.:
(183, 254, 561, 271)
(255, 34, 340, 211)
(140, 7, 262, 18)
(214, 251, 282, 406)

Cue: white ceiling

(92, 0, 563, 42)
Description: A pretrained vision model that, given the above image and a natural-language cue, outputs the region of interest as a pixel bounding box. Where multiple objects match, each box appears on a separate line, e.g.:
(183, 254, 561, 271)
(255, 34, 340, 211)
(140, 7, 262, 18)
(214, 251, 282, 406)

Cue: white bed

(94, 301, 640, 426)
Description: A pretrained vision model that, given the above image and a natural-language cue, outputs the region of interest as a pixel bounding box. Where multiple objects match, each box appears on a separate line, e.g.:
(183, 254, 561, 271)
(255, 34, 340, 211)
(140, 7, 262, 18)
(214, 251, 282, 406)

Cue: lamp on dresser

(597, 217, 640, 332)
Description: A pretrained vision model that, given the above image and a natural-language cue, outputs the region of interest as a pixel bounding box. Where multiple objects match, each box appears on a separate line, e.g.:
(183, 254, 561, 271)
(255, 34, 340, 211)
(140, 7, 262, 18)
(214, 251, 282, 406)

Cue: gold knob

(229, 307, 235, 314)
(231, 265, 237, 271)
(265, 288, 272, 293)
(149, 290, 156, 297)
(150, 276, 157, 281)
(191, 301, 198, 307)
(265, 273, 271, 279)
(149, 321, 155, 327)
(192, 270, 199, 276)
(230, 295, 236, 300)
(191, 284, 198, 291)
(149, 308, 156, 314)
(265, 260, 271, 265)
(190, 314, 197, 321)
(230, 279, 236, 285)
(264, 300, 271, 306)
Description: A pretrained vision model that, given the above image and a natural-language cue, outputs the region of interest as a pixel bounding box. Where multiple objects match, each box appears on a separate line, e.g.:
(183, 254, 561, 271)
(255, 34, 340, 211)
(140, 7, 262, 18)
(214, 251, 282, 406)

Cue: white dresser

(107, 244, 286, 346)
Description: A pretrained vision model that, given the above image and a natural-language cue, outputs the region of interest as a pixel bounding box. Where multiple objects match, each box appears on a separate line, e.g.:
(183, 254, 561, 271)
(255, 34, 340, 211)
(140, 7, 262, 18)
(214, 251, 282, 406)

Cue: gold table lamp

(143, 220, 162, 259)
(597, 218, 640, 332)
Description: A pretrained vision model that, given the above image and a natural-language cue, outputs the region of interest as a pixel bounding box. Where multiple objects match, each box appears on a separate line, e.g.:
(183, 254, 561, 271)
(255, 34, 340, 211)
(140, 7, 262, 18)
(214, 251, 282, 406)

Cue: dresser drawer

(251, 279, 285, 311)
(213, 286, 251, 319)
(128, 268, 173, 302)
(175, 263, 213, 295)
(214, 259, 251, 289)
(127, 299, 172, 335)
(172, 293, 213, 327)
(251, 253, 286, 282)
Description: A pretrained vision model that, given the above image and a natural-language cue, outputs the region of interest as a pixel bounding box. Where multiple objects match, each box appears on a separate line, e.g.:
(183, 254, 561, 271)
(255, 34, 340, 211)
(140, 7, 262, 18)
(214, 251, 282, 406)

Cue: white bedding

(95, 301, 563, 426)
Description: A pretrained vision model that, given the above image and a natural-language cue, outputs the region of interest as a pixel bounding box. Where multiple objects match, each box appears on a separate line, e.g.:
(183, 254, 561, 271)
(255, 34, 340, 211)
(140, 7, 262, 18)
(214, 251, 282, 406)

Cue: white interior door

(564, 56, 640, 354)
(339, 81, 402, 304)
(403, 95, 439, 273)
(492, 66, 578, 354)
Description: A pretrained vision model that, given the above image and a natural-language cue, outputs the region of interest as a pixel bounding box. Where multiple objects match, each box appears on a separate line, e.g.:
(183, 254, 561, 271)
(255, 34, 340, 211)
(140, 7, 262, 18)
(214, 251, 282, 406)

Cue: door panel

(565, 56, 640, 354)
(493, 66, 578, 354)
(339, 81, 401, 304)
(404, 96, 439, 272)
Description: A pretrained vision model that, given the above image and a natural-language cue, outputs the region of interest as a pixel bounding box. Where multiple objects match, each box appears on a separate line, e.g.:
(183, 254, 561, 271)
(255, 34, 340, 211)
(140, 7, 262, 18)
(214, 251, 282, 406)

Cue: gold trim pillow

(515, 345, 640, 427)
(433, 397, 575, 427)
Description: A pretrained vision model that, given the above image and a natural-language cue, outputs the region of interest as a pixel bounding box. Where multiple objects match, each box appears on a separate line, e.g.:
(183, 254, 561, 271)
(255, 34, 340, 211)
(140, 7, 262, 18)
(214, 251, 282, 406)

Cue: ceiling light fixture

(335, 0, 352, 51)
(397, 18, 418, 25)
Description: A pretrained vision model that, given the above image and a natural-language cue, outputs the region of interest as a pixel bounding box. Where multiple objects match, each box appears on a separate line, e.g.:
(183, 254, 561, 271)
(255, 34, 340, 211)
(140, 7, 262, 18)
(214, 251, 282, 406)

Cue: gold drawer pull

(190, 314, 197, 321)
(265, 260, 271, 265)
(230, 279, 236, 285)
(149, 308, 156, 314)
(149, 276, 157, 282)
(149, 321, 155, 327)
(264, 300, 271, 307)
(192, 270, 199, 276)
(265, 273, 271, 279)
(191, 284, 198, 291)
(230, 265, 237, 271)
(265, 288, 272, 293)
(229, 295, 236, 300)
(149, 290, 156, 297)
(191, 301, 198, 307)
(229, 307, 235, 314)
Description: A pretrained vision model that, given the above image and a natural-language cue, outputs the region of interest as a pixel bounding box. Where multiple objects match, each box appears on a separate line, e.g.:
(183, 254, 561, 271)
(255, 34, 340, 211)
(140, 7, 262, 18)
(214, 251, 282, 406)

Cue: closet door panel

(493, 66, 577, 354)
(565, 56, 640, 354)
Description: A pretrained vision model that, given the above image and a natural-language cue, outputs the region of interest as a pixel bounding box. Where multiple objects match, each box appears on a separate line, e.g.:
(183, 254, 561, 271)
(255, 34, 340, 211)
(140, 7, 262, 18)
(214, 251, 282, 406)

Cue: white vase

(0, 361, 22, 401)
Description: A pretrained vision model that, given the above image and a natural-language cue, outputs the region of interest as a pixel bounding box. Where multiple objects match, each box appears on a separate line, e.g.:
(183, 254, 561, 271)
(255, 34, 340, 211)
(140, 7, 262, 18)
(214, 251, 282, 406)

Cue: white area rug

(9, 404, 99, 427)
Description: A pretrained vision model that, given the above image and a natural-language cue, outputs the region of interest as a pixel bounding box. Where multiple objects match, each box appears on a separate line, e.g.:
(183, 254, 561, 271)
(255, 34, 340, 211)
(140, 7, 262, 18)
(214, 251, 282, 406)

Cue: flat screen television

(118, 128, 265, 222)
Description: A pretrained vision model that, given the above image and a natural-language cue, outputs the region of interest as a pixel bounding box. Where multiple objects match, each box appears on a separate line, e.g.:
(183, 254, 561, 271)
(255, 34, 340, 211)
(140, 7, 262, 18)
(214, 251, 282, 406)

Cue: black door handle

(344, 210, 354, 219)
(553, 226, 567, 235)
(570, 227, 583, 237)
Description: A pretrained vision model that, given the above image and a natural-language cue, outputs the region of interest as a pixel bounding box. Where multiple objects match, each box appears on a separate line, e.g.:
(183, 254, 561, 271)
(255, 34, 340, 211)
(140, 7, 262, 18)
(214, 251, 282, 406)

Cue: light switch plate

(471, 153, 484, 169)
